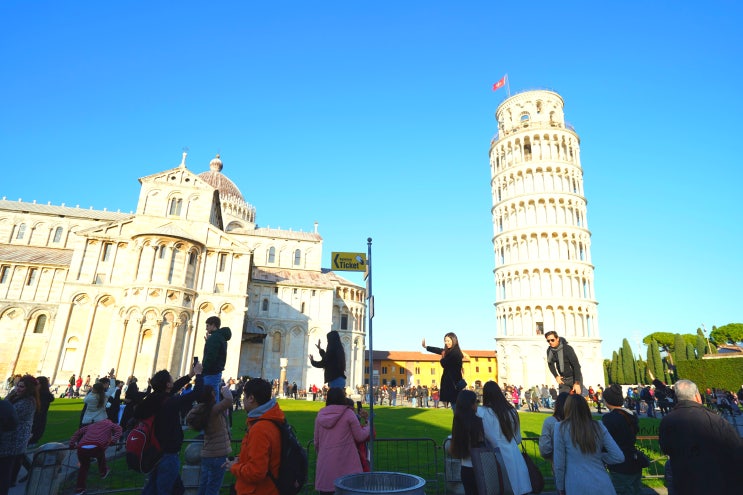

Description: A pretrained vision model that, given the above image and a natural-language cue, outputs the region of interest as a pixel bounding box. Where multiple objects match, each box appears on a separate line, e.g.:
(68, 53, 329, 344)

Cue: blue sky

(2, 2, 741, 361)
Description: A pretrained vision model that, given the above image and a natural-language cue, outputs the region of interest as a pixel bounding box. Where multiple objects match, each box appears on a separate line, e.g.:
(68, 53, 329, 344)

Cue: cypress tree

(673, 334, 687, 362)
(621, 339, 636, 384)
(696, 329, 707, 357)
(616, 348, 626, 384)
(610, 351, 620, 385)
(686, 343, 696, 360)
(603, 359, 611, 386)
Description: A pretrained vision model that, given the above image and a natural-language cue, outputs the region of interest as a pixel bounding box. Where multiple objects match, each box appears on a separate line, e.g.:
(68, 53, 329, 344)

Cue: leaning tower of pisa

(489, 90, 603, 389)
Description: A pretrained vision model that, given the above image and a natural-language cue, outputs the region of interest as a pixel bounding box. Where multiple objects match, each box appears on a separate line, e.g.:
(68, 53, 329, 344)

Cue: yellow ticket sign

(331, 252, 367, 272)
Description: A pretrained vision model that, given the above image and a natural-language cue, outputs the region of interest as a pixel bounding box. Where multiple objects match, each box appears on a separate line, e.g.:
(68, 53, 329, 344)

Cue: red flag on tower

(492, 75, 507, 91)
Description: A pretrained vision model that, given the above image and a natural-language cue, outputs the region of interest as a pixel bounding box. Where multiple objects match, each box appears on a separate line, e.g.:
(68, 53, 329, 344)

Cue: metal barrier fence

(25, 435, 667, 494)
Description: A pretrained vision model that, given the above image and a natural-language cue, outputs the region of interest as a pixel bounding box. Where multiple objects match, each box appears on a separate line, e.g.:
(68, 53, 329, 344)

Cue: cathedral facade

(0, 153, 366, 389)
(489, 90, 604, 388)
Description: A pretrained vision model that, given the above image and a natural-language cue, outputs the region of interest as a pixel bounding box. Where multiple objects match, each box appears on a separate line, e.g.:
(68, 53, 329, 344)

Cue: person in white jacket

(80, 370, 116, 425)
(477, 381, 532, 495)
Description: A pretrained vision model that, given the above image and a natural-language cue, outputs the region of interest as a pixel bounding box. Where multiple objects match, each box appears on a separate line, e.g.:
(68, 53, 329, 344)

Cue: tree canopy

(710, 323, 743, 345)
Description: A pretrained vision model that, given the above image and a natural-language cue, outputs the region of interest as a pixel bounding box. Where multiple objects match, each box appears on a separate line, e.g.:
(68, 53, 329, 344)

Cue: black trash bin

(335, 472, 426, 495)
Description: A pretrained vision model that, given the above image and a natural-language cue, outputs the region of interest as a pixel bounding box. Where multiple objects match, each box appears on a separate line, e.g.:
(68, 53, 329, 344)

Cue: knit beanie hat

(603, 384, 624, 406)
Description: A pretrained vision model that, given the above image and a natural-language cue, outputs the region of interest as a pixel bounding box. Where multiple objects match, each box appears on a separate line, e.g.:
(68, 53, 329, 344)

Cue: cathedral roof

(251, 228, 322, 242)
(0, 245, 73, 266)
(0, 199, 130, 221)
(197, 155, 246, 203)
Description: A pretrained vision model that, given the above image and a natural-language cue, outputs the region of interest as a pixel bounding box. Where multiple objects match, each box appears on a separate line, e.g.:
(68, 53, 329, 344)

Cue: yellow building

(365, 350, 498, 389)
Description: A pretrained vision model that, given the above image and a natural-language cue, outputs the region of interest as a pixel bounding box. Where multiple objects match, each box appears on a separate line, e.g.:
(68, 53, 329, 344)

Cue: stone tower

(489, 90, 603, 389)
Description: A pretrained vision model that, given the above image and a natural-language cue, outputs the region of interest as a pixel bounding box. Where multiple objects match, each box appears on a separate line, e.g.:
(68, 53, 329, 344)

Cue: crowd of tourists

(2, 326, 742, 495)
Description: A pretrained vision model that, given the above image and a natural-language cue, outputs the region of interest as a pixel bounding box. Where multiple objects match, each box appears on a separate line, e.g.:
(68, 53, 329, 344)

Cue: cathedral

(0, 153, 366, 390)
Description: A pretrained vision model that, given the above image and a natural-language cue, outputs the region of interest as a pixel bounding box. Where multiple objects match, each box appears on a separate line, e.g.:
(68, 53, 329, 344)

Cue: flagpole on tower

(506, 73, 510, 97)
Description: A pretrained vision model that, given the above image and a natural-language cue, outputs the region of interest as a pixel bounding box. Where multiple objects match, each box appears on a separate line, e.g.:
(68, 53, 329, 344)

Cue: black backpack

(256, 418, 308, 495)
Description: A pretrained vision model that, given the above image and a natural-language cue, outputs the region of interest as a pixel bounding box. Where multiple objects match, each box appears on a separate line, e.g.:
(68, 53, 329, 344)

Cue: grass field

(39, 397, 663, 446)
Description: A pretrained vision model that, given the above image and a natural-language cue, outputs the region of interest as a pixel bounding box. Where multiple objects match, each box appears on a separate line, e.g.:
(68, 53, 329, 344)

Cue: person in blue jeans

(201, 316, 232, 392)
(134, 362, 203, 495)
(186, 384, 233, 495)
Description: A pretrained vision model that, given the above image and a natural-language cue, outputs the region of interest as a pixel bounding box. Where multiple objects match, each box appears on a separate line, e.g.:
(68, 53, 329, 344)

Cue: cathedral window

(272, 332, 281, 352)
(218, 253, 227, 272)
(16, 223, 26, 240)
(188, 252, 197, 265)
(262, 298, 269, 311)
(26, 268, 38, 286)
(301, 302, 306, 313)
(168, 198, 183, 216)
(33, 314, 47, 333)
(0, 265, 9, 284)
(158, 246, 167, 259)
(268, 247, 276, 264)
(101, 243, 112, 262)
(340, 314, 348, 330)
(53, 227, 63, 243)
(293, 249, 301, 266)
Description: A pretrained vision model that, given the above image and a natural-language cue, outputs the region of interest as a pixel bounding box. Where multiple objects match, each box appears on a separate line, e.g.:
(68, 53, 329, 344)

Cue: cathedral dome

(198, 154, 245, 202)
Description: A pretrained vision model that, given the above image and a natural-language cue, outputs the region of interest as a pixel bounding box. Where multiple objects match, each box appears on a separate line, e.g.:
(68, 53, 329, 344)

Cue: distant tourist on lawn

(659, 379, 743, 495)
(69, 418, 122, 495)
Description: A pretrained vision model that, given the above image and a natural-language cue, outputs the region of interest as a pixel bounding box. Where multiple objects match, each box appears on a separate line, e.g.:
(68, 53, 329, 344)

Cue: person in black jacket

(545, 331, 583, 394)
(601, 384, 643, 495)
(422, 332, 464, 408)
(134, 362, 203, 494)
(659, 379, 743, 495)
(309, 330, 347, 388)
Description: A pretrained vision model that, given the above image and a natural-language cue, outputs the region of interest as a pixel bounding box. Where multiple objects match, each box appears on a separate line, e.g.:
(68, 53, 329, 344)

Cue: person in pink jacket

(314, 388, 370, 494)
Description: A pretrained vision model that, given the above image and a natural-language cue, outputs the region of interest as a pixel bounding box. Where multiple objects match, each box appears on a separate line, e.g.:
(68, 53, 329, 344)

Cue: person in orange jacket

(225, 378, 283, 495)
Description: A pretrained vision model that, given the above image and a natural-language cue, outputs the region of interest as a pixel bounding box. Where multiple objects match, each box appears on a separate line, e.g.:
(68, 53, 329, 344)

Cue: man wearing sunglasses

(545, 331, 582, 395)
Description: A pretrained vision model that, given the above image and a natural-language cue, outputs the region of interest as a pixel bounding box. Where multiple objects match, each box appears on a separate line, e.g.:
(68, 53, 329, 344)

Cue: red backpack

(125, 414, 162, 473)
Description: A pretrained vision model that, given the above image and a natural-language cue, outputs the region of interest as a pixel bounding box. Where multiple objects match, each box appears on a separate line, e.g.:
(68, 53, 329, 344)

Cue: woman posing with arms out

(186, 383, 233, 495)
(422, 332, 464, 408)
(448, 390, 483, 495)
(553, 394, 624, 495)
(309, 330, 346, 388)
(314, 388, 370, 495)
(478, 381, 532, 495)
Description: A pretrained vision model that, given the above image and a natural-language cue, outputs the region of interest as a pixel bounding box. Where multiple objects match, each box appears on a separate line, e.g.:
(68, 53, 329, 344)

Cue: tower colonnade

(489, 90, 603, 389)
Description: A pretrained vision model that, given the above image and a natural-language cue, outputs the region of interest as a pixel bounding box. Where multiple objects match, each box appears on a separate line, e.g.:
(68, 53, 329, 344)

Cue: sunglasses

(546, 338, 557, 343)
